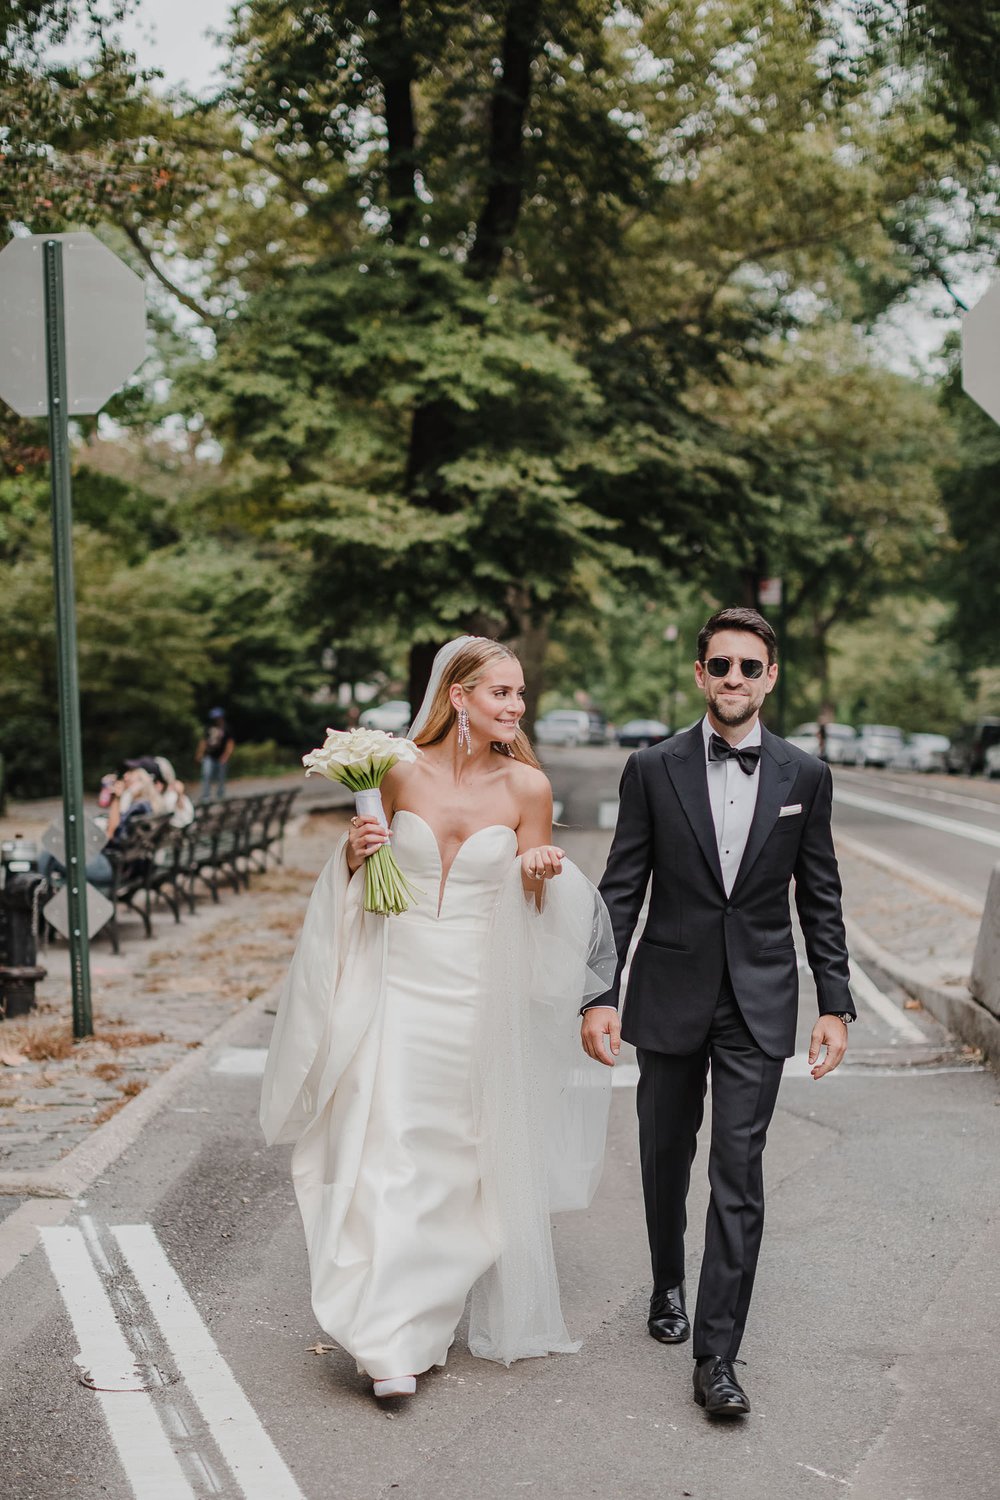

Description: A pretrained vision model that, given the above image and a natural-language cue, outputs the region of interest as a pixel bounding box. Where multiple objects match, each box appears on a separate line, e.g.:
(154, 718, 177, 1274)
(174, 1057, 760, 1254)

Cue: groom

(581, 606, 853, 1417)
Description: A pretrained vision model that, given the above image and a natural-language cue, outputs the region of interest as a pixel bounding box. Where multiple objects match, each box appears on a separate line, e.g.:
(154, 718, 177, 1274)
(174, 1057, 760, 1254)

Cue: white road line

(598, 798, 620, 829)
(850, 964, 927, 1042)
(840, 771, 1000, 817)
(40, 1227, 196, 1500)
(833, 787, 1000, 849)
(113, 1225, 305, 1500)
(210, 1046, 268, 1077)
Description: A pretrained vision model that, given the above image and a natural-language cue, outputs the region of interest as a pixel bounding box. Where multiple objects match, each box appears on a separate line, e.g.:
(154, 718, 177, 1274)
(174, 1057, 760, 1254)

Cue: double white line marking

(41, 1223, 304, 1500)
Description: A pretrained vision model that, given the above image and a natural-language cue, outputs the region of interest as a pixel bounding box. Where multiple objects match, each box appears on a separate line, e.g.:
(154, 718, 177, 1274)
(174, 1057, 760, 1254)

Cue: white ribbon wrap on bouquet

(258, 840, 617, 1367)
(354, 788, 387, 829)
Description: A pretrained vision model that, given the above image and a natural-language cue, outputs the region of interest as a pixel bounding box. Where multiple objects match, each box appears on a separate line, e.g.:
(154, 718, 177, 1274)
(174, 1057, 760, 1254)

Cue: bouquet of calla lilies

(303, 728, 421, 915)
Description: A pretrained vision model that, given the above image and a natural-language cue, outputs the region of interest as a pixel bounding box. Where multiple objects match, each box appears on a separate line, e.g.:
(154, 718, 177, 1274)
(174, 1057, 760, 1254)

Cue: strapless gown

(294, 811, 518, 1379)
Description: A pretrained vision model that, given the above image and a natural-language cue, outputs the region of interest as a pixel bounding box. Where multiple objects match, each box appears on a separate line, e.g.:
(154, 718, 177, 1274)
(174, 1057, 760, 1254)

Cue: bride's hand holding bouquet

(303, 727, 421, 915)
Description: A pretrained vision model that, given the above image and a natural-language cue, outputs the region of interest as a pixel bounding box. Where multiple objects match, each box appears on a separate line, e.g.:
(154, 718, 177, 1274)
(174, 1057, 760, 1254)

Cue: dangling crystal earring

(457, 706, 472, 755)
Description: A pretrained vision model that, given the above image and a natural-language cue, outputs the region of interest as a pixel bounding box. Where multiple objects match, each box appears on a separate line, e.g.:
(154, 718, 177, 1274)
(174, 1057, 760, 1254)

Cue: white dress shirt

(701, 715, 762, 896)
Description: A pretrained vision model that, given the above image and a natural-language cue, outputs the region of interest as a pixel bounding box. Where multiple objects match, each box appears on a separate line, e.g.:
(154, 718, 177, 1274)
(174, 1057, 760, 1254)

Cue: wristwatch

(831, 1012, 855, 1025)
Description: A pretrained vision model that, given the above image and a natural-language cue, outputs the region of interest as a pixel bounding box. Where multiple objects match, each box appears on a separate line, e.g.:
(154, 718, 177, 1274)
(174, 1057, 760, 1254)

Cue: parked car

(891, 733, 951, 773)
(946, 718, 1000, 776)
(586, 710, 611, 745)
(534, 709, 594, 747)
(617, 718, 670, 748)
(856, 724, 905, 767)
(787, 722, 863, 765)
(358, 699, 411, 733)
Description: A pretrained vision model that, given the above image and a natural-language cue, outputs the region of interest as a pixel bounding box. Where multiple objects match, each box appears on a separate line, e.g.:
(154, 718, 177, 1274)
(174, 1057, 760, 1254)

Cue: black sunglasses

(704, 655, 767, 681)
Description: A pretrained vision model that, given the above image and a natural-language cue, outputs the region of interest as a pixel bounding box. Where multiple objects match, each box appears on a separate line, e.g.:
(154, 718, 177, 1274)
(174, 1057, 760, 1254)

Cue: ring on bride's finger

(350, 815, 360, 827)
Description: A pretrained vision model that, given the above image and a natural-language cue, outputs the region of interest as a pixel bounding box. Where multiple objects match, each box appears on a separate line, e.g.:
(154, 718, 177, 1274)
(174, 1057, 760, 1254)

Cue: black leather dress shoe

(692, 1357, 751, 1416)
(647, 1285, 689, 1344)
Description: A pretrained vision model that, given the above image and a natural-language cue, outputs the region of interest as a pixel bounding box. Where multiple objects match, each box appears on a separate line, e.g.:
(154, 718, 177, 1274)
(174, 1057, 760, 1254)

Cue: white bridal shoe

(373, 1376, 417, 1399)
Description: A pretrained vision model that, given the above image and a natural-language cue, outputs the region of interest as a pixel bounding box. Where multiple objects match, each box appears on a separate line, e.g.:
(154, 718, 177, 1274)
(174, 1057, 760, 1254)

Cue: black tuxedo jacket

(592, 721, 853, 1059)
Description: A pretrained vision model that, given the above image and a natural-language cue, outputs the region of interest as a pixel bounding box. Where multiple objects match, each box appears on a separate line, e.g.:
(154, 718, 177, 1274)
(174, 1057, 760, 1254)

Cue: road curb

(846, 916, 1000, 1072)
(0, 988, 275, 1200)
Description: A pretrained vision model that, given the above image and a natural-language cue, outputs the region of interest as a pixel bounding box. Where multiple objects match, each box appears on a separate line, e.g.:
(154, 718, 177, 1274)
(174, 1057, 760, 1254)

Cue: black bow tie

(709, 733, 761, 776)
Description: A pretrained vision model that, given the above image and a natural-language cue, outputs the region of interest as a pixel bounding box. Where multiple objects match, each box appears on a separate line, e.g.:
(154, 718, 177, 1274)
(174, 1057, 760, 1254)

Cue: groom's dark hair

(697, 607, 778, 664)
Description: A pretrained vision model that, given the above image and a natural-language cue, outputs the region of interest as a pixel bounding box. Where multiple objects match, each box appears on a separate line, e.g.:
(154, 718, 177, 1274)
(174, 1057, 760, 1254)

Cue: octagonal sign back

(0, 232, 146, 417)
(962, 282, 1000, 430)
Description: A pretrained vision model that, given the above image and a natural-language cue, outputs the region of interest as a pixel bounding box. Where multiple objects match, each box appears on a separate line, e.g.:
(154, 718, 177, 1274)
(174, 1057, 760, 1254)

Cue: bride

(259, 637, 616, 1399)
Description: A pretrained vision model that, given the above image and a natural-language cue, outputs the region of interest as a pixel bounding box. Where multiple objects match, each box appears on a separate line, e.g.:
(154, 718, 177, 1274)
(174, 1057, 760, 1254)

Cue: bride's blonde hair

(414, 639, 541, 768)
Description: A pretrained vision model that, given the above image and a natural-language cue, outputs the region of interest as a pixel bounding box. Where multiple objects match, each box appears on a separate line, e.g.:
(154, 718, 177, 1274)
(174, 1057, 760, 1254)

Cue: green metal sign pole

(43, 238, 93, 1039)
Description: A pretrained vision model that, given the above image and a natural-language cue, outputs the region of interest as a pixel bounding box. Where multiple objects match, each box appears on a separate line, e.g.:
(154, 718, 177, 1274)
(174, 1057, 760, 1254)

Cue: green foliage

(827, 597, 967, 733)
(2, 0, 998, 755)
(181, 248, 622, 649)
(0, 527, 210, 792)
(545, 579, 708, 728)
(0, 507, 326, 793)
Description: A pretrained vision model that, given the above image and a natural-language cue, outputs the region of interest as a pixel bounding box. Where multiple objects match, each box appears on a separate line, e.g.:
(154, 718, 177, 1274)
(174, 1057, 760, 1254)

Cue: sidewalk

(0, 807, 349, 1192)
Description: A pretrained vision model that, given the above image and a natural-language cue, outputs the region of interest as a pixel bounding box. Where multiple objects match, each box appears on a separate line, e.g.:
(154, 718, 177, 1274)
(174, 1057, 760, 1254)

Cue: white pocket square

(778, 803, 802, 817)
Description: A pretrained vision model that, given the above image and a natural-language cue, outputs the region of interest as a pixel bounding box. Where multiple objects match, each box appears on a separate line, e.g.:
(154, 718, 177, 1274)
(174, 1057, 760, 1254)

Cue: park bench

(40, 789, 300, 950)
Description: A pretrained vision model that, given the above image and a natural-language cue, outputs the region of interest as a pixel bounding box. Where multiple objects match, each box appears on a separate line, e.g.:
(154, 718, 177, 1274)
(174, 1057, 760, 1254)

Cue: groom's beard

(706, 690, 762, 727)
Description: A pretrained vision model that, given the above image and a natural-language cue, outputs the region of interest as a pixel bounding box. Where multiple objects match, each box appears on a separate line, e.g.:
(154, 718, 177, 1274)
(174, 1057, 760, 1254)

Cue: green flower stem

(310, 755, 423, 913)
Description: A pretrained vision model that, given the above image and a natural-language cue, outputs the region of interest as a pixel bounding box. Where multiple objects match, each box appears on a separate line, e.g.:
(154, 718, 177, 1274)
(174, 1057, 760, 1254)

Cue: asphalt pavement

(1, 748, 998, 1500)
(830, 764, 1000, 906)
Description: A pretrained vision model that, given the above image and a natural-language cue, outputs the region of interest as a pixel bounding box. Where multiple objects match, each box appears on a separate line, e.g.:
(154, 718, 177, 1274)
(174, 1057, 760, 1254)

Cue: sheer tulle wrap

(259, 841, 616, 1366)
(469, 861, 617, 1363)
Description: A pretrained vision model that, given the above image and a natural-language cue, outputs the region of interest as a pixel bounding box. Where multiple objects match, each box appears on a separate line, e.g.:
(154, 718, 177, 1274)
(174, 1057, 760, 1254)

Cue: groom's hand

(808, 1015, 848, 1079)
(581, 1005, 621, 1066)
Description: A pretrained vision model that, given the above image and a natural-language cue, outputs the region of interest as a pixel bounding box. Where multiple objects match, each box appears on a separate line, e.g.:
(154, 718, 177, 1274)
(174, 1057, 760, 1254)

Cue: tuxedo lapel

(731, 728, 799, 895)
(662, 725, 726, 894)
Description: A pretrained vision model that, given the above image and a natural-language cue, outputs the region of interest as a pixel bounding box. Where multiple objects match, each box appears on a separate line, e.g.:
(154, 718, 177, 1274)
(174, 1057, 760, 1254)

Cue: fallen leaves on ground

(91, 1079, 146, 1126)
(306, 1342, 336, 1355)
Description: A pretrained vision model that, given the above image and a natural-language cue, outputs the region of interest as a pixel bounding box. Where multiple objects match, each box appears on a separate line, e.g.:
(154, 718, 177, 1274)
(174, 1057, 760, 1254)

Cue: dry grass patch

(99, 1028, 165, 1051)
(92, 1061, 123, 1083)
(92, 1078, 146, 1126)
(0, 1016, 165, 1063)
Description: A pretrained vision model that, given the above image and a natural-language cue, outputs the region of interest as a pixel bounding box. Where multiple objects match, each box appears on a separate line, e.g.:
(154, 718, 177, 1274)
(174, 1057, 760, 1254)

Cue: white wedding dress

(260, 812, 616, 1379)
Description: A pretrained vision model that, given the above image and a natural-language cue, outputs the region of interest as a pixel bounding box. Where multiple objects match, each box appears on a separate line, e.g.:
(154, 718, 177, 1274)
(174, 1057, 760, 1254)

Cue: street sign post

(962, 283, 1000, 428)
(0, 233, 146, 1037)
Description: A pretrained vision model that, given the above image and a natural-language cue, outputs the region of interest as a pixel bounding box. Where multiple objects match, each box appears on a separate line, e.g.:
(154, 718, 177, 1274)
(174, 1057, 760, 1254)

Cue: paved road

(829, 765, 1000, 906)
(1, 750, 998, 1500)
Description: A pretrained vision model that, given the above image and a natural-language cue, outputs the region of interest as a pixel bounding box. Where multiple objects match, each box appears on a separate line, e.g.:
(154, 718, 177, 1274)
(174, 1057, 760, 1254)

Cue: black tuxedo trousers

(594, 724, 853, 1360)
(637, 975, 784, 1359)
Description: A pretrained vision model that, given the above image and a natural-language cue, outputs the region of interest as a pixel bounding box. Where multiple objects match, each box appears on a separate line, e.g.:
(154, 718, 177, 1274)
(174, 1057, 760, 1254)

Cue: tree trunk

(407, 639, 443, 727)
(373, 0, 419, 244)
(507, 587, 548, 737)
(467, 0, 544, 280)
(813, 607, 834, 719)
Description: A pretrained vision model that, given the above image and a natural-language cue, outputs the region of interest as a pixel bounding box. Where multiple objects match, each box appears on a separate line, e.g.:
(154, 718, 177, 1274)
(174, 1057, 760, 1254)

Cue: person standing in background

(196, 708, 235, 802)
